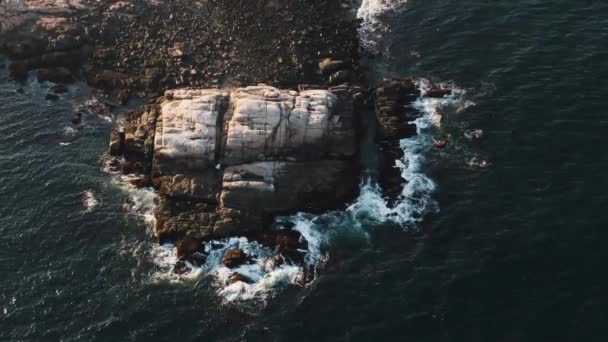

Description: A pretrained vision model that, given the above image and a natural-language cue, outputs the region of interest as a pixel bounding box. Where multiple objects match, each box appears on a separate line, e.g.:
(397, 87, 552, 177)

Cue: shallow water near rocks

(2, 0, 608, 341)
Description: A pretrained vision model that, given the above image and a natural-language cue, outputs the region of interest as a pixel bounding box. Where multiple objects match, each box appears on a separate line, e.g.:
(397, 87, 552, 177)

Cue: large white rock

(223, 86, 338, 165)
(154, 89, 228, 170)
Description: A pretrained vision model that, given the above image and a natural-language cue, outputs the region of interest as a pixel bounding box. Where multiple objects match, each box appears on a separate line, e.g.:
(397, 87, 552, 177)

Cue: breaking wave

(357, 0, 409, 53)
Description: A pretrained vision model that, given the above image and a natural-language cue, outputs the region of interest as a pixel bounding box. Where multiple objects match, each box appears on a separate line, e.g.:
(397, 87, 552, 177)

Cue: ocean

(2, 0, 608, 340)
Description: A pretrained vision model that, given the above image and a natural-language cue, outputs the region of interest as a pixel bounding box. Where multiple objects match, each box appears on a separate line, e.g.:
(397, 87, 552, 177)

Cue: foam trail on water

(357, 0, 409, 52)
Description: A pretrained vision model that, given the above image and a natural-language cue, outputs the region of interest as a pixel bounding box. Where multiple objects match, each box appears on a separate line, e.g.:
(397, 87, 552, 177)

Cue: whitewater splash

(82, 190, 98, 212)
(357, 0, 409, 53)
(348, 80, 464, 226)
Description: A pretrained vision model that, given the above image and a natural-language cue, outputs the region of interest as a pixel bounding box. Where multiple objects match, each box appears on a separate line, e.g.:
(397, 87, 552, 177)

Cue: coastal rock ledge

(111, 85, 361, 243)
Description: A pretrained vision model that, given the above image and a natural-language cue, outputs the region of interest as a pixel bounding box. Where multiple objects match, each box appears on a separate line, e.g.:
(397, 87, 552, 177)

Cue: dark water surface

(2, 1, 608, 341)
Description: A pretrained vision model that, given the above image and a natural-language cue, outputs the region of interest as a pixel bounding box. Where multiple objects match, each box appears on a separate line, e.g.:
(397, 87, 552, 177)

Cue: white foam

(357, 0, 409, 53)
(82, 190, 98, 212)
(346, 80, 464, 227)
(204, 237, 304, 302)
(118, 178, 158, 229)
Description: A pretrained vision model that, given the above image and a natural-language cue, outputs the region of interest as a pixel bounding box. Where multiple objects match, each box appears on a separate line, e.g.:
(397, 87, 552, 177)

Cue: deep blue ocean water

(2, 1, 608, 340)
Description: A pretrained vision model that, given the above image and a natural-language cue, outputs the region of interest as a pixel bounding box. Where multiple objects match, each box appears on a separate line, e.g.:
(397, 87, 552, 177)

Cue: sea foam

(357, 0, 409, 53)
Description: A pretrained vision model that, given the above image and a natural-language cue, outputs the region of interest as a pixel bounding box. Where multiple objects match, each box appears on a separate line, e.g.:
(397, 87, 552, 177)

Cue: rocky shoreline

(1, 0, 451, 281)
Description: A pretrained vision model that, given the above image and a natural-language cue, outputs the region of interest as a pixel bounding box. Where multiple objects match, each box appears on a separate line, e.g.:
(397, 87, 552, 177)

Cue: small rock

(50, 84, 69, 94)
(433, 138, 448, 149)
(426, 87, 452, 98)
(223, 247, 247, 268)
(71, 112, 82, 125)
(229, 272, 254, 284)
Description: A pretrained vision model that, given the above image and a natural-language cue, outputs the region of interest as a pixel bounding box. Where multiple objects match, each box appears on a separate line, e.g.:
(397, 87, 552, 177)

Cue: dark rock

(329, 70, 351, 85)
(50, 84, 69, 94)
(71, 112, 82, 125)
(176, 236, 202, 260)
(9, 62, 29, 81)
(16, 88, 24, 94)
(426, 87, 452, 98)
(433, 138, 448, 149)
(275, 229, 307, 263)
(373, 78, 422, 142)
(229, 272, 254, 284)
(37, 68, 75, 84)
(223, 248, 247, 268)
(173, 260, 189, 275)
(109, 127, 126, 156)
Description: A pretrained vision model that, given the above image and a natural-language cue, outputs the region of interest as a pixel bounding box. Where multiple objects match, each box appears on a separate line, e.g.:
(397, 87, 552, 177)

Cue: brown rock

(222, 247, 247, 268)
(176, 236, 202, 260)
(229, 272, 254, 284)
(426, 87, 452, 98)
(433, 138, 448, 149)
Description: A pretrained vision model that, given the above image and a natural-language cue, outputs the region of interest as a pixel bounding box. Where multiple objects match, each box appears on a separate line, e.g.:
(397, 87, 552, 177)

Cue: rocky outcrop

(112, 85, 360, 241)
(2, 0, 362, 104)
(0, 1, 92, 82)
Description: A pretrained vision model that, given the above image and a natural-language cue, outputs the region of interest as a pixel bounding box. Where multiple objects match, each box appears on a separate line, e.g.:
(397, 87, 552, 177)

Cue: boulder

(176, 236, 200, 258)
(223, 248, 247, 268)
(229, 272, 254, 284)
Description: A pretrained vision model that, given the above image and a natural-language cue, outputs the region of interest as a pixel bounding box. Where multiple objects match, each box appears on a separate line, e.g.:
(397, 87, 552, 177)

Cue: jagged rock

(373, 78, 422, 142)
(109, 127, 125, 156)
(159, 173, 222, 203)
(275, 229, 307, 262)
(176, 236, 201, 259)
(223, 247, 247, 268)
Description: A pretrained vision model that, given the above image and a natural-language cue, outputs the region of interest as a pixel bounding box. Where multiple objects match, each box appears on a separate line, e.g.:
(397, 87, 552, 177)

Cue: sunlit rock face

(155, 89, 229, 172)
(115, 85, 360, 240)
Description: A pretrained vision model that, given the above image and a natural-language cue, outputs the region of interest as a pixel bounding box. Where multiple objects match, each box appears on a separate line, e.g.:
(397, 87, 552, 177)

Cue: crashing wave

(357, 0, 409, 53)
